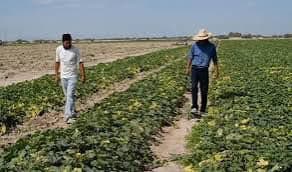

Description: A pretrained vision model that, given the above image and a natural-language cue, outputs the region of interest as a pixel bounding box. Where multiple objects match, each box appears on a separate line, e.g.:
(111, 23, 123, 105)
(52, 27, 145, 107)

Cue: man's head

(62, 34, 72, 49)
(192, 29, 212, 42)
(198, 39, 209, 44)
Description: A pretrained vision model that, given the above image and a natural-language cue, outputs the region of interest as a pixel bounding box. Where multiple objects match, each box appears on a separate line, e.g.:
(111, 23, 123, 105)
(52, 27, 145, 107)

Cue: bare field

(0, 41, 178, 86)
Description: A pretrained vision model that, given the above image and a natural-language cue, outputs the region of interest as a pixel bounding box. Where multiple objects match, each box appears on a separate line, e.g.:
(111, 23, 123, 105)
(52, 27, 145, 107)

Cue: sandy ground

(0, 41, 177, 86)
(151, 93, 198, 172)
(151, 61, 217, 172)
(0, 60, 179, 150)
(0, 41, 219, 172)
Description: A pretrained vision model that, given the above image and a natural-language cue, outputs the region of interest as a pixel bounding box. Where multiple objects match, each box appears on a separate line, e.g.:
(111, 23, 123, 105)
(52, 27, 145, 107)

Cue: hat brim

(192, 33, 212, 41)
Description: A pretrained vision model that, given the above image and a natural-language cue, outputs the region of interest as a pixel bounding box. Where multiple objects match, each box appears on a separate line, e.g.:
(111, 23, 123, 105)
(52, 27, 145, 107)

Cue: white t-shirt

(56, 45, 83, 78)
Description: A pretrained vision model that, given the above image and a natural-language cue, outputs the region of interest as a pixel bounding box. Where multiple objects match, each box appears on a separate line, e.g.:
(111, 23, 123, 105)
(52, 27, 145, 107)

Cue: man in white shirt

(55, 34, 86, 124)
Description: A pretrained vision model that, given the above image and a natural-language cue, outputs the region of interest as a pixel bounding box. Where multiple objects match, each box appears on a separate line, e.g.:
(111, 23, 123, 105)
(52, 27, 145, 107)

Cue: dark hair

(62, 34, 72, 42)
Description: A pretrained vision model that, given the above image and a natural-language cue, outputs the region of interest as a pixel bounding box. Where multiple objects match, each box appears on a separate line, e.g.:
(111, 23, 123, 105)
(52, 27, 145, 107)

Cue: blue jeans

(61, 77, 77, 118)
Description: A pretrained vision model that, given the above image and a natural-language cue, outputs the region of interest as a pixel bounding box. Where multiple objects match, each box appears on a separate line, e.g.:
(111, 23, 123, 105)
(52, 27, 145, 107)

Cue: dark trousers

(191, 66, 209, 112)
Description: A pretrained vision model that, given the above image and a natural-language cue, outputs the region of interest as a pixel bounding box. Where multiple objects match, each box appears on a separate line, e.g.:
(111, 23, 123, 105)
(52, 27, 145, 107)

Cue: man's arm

(76, 48, 86, 83)
(79, 62, 86, 83)
(212, 46, 219, 79)
(55, 62, 60, 83)
(186, 59, 192, 75)
(55, 47, 61, 83)
(213, 62, 219, 79)
(186, 46, 193, 75)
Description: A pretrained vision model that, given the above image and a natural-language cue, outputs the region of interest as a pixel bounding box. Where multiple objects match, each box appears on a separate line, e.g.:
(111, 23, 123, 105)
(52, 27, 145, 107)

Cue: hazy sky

(0, 0, 291, 40)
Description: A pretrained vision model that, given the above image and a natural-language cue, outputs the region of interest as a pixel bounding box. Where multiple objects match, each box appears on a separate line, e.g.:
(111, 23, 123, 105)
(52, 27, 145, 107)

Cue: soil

(0, 41, 178, 86)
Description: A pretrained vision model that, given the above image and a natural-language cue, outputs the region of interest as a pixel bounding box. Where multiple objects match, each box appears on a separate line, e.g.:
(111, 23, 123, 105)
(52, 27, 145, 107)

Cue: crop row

(0, 47, 187, 133)
(183, 40, 292, 172)
(0, 57, 187, 171)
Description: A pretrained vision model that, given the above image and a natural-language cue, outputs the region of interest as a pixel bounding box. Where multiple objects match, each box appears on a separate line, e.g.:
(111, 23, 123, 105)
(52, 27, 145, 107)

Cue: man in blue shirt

(186, 29, 219, 115)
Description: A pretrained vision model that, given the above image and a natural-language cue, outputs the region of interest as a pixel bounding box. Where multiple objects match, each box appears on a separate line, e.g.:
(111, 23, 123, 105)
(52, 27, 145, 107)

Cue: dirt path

(0, 41, 178, 86)
(0, 59, 180, 149)
(151, 93, 198, 172)
(150, 41, 219, 171)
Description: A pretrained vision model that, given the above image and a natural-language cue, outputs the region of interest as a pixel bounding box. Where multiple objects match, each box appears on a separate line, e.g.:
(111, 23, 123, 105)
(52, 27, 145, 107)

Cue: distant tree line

(16, 39, 30, 44)
(33, 40, 58, 44)
(2, 33, 292, 45)
(215, 32, 292, 39)
(283, 34, 292, 38)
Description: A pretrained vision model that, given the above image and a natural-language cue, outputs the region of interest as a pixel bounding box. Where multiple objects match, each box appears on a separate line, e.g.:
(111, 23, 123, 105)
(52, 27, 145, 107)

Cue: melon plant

(0, 54, 187, 171)
(183, 39, 292, 172)
(0, 47, 187, 134)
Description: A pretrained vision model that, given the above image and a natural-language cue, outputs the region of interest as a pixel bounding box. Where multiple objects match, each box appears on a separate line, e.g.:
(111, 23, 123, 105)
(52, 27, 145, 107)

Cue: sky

(0, 0, 292, 41)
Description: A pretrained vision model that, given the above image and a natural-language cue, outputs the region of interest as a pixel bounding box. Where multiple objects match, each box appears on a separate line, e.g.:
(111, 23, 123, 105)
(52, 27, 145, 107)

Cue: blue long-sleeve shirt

(188, 41, 218, 68)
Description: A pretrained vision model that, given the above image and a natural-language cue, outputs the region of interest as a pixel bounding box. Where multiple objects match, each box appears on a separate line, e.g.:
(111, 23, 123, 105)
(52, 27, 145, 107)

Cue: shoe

(71, 113, 78, 118)
(66, 118, 76, 124)
(188, 111, 202, 120)
(64, 116, 70, 122)
(200, 111, 208, 116)
(200, 109, 208, 115)
(191, 108, 199, 114)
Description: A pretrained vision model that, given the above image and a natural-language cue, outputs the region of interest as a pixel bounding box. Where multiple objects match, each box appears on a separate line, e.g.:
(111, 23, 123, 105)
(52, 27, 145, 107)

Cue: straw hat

(192, 29, 212, 41)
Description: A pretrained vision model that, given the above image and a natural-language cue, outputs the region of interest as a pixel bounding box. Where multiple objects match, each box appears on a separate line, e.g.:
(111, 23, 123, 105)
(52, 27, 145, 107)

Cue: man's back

(189, 41, 217, 68)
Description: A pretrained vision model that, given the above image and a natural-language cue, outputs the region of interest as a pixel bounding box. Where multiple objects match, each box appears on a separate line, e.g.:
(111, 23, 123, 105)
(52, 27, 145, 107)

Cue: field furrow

(0, 47, 187, 134)
(183, 39, 292, 172)
(0, 57, 187, 171)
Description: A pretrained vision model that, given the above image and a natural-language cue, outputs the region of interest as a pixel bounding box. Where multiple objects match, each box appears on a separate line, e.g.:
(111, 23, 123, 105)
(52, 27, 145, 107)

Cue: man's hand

(80, 75, 86, 84)
(79, 62, 86, 84)
(55, 74, 60, 84)
(55, 62, 60, 84)
(186, 68, 191, 76)
(214, 71, 219, 79)
(213, 64, 219, 80)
